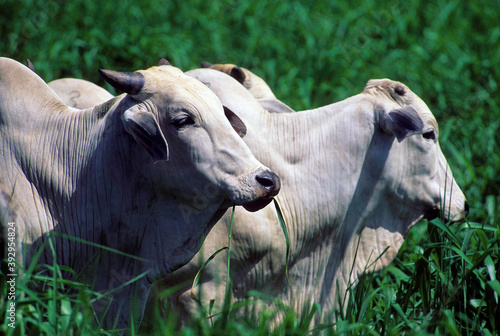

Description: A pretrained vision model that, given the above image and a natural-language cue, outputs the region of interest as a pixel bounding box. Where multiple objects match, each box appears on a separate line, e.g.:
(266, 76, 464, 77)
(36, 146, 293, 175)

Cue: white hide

(201, 62, 295, 113)
(152, 69, 467, 327)
(48, 78, 115, 109)
(0, 58, 280, 332)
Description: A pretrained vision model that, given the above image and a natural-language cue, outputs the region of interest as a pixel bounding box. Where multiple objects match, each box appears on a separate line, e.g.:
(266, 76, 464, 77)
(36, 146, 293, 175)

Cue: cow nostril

(256, 174, 274, 188)
(255, 171, 280, 196)
(464, 201, 469, 217)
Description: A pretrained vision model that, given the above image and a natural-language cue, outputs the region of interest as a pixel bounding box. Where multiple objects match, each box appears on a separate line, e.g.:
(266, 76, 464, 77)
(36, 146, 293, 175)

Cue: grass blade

(190, 245, 228, 306)
(274, 198, 292, 286)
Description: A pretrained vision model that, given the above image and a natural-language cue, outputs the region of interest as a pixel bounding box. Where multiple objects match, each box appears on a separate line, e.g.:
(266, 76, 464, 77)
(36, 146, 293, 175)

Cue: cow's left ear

(224, 106, 247, 138)
(381, 105, 424, 142)
(122, 109, 169, 163)
(229, 67, 246, 85)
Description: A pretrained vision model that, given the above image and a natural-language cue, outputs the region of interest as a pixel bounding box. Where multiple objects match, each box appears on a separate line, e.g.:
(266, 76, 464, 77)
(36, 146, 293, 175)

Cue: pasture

(1, 0, 499, 334)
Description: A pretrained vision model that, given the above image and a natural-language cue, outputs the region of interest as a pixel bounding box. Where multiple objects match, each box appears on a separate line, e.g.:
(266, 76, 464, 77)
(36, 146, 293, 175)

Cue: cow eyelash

(172, 115, 195, 129)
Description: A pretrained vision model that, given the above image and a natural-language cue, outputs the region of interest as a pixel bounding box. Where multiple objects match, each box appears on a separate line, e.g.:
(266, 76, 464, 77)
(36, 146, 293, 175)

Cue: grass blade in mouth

(274, 198, 292, 287)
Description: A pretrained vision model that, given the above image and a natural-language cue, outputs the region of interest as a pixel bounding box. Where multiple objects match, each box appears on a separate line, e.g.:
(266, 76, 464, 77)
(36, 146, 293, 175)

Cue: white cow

(0, 58, 280, 331)
(48, 78, 115, 109)
(151, 68, 468, 327)
(201, 62, 295, 113)
(25, 59, 114, 109)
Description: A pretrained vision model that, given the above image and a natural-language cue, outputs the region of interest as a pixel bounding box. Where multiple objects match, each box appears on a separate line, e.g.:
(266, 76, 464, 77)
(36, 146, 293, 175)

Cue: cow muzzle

(242, 169, 281, 212)
(423, 200, 469, 222)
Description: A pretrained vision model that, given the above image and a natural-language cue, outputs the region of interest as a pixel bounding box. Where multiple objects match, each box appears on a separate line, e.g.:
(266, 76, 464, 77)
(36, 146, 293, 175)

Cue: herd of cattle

(0, 57, 468, 332)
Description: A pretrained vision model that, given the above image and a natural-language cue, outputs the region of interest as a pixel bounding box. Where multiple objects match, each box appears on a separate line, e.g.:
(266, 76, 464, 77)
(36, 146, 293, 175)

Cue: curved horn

(99, 69, 145, 95)
(158, 58, 172, 66)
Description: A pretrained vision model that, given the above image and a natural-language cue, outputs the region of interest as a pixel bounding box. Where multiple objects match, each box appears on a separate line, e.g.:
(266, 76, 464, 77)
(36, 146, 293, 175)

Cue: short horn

(99, 69, 145, 95)
(26, 59, 35, 72)
(200, 62, 213, 68)
(158, 58, 171, 66)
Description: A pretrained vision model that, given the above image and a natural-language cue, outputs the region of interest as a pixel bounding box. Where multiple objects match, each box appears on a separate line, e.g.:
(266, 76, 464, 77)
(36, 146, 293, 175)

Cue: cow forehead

(138, 66, 221, 107)
(138, 65, 187, 91)
(366, 78, 405, 90)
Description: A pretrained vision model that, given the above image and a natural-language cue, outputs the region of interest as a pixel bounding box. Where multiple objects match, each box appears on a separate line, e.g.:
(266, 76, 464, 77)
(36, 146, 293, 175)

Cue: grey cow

(0, 58, 280, 332)
(153, 68, 468, 327)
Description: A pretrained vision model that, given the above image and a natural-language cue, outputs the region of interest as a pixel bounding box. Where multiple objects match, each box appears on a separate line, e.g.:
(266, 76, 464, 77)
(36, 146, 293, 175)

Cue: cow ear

(223, 106, 247, 138)
(122, 109, 169, 163)
(229, 67, 246, 85)
(381, 105, 424, 142)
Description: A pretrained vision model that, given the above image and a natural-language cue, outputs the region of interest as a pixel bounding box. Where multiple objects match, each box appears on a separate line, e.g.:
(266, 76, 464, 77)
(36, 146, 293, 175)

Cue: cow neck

(15, 97, 124, 261)
(69, 97, 227, 282)
(253, 94, 377, 260)
(11, 90, 225, 287)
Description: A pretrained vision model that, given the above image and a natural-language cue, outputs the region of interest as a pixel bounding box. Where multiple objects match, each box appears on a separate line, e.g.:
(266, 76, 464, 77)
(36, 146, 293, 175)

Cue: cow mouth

(423, 207, 441, 221)
(423, 206, 467, 223)
(242, 196, 274, 212)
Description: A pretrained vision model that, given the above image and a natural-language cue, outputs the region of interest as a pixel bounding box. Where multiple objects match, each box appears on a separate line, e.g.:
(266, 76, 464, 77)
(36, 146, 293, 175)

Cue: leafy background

(1, 0, 499, 334)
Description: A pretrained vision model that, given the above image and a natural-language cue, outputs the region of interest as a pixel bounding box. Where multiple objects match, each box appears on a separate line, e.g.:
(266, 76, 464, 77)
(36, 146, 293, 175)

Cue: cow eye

(172, 115, 195, 129)
(422, 130, 436, 140)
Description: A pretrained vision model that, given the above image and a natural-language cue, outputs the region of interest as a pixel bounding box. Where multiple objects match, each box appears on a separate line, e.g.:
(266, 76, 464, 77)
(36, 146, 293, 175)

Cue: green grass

(1, 0, 499, 334)
(2, 218, 498, 335)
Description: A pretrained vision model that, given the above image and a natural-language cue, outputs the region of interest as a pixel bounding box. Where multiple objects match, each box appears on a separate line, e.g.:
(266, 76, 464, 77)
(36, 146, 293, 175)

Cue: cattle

(152, 68, 468, 327)
(48, 78, 114, 109)
(0, 58, 280, 332)
(44, 59, 169, 108)
(25, 59, 115, 109)
(201, 62, 295, 113)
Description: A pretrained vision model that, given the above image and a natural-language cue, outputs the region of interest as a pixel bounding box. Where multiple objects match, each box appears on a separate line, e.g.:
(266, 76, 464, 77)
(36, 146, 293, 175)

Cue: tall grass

(335, 219, 499, 336)
(1, 0, 498, 334)
(2, 217, 498, 335)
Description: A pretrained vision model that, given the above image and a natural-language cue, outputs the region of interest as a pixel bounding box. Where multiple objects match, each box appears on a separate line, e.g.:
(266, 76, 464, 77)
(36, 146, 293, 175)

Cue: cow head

(99, 63, 280, 212)
(201, 62, 277, 101)
(366, 79, 468, 224)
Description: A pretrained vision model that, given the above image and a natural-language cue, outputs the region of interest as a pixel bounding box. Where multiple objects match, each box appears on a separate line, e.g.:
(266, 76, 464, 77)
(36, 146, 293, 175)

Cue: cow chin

(242, 197, 274, 212)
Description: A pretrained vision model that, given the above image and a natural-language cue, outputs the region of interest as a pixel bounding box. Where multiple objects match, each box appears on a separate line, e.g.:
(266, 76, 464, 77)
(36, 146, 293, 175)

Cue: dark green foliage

(338, 219, 500, 336)
(0, 0, 498, 334)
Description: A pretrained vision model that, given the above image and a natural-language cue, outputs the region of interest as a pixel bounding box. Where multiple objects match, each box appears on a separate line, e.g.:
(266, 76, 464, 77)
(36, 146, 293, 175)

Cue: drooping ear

(99, 69, 145, 95)
(158, 58, 172, 66)
(229, 67, 246, 85)
(122, 109, 169, 162)
(223, 106, 247, 138)
(200, 62, 213, 68)
(381, 105, 424, 142)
